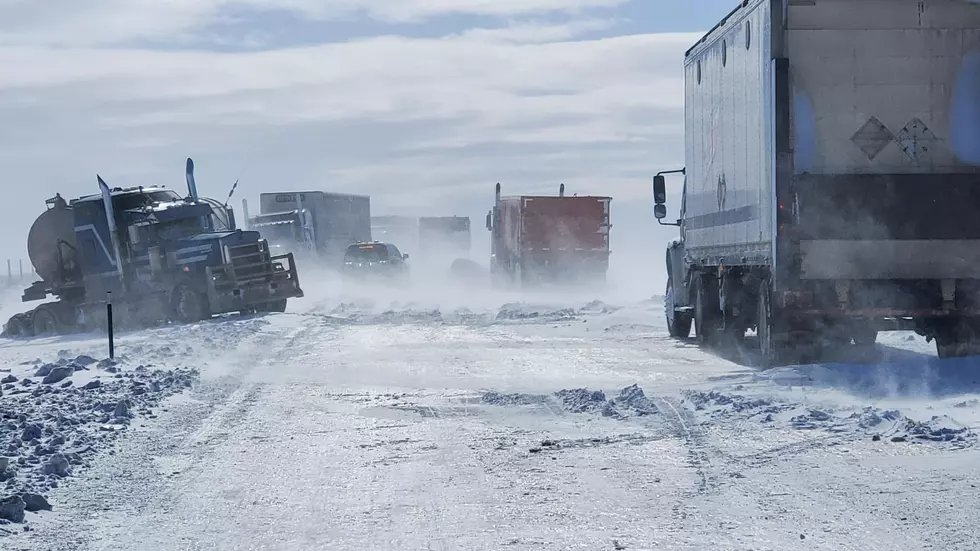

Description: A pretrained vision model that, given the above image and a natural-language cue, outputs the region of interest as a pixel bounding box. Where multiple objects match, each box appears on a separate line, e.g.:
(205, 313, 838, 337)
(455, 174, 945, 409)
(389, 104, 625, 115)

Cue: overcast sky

(0, 0, 737, 291)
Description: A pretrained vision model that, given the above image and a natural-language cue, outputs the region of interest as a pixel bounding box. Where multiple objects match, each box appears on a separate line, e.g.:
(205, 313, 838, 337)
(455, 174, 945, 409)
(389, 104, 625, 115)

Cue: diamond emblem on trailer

(850, 116, 894, 160)
(894, 117, 937, 164)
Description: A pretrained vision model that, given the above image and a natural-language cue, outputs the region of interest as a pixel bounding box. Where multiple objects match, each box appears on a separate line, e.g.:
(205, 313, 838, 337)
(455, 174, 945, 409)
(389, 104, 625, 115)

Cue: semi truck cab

(5, 158, 304, 337)
(71, 185, 302, 322)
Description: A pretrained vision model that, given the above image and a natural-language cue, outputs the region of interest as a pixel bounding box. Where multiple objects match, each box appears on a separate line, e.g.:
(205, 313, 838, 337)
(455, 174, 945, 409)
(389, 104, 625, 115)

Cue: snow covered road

(2, 288, 980, 550)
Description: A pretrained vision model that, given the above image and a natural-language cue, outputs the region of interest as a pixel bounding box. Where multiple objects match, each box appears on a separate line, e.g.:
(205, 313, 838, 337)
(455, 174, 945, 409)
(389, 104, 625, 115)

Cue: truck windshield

(155, 217, 206, 241)
(345, 245, 389, 262)
(115, 190, 181, 211)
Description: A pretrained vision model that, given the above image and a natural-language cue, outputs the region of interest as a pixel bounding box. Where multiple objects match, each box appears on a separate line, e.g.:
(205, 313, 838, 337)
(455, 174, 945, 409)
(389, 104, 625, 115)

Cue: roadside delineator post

(106, 291, 114, 359)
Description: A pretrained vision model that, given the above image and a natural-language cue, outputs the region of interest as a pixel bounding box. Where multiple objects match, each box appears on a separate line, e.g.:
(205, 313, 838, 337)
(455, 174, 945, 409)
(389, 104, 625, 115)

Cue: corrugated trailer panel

(518, 196, 611, 252)
(683, 0, 773, 265)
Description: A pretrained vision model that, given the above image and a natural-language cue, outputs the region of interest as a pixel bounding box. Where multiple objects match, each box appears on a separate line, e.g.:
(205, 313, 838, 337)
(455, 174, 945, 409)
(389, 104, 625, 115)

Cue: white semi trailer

(655, 0, 980, 363)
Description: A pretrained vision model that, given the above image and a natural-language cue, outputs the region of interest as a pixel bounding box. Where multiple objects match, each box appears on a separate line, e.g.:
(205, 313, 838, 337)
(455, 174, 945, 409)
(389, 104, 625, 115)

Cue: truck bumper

(206, 252, 304, 314)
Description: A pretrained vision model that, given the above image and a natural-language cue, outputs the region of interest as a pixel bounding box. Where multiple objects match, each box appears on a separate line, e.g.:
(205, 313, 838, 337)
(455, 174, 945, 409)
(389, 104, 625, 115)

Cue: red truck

(485, 183, 611, 287)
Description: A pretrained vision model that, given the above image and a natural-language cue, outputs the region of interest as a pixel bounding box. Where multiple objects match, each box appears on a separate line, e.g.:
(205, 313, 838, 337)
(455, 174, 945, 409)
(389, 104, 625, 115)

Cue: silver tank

(27, 196, 77, 285)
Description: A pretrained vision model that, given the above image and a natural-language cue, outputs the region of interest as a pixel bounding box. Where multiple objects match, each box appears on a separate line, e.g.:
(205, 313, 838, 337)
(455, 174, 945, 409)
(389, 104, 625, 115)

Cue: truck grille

(227, 240, 273, 283)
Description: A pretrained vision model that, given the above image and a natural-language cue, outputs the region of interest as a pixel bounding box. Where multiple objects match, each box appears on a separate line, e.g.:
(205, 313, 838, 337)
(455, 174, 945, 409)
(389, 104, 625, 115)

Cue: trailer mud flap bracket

(942, 279, 956, 309)
(835, 281, 850, 310)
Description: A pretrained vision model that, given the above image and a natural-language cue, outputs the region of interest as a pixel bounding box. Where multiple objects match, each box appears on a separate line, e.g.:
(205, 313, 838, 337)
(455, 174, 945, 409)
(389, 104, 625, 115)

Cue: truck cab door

(677, 174, 689, 241)
(667, 174, 690, 306)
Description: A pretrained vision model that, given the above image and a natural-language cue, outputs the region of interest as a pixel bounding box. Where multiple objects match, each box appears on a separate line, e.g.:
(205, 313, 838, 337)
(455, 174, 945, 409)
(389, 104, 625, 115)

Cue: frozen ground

(0, 270, 979, 550)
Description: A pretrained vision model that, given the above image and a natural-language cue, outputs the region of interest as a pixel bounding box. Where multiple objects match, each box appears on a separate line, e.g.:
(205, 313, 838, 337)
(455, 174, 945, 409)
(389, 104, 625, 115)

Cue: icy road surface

(2, 283, 980, 550)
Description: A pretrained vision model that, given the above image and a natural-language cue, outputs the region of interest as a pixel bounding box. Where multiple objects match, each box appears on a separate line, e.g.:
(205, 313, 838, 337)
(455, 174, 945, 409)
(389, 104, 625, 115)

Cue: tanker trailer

(4, 193, 90, 337)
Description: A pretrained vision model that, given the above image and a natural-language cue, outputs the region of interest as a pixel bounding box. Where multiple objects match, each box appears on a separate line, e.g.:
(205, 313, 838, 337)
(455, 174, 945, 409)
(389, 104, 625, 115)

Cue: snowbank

(0, 354, 197, 527)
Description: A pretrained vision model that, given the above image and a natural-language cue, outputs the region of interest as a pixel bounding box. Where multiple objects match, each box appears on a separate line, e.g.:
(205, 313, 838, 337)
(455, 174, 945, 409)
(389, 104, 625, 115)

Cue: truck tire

(171, 285, 211, 324)
(665, 278, 691, 338)
(31, 305, 62, 337)
(757, 279, 779, 368)
(692, 275, 719, 345)
(934, 319, 980, 359)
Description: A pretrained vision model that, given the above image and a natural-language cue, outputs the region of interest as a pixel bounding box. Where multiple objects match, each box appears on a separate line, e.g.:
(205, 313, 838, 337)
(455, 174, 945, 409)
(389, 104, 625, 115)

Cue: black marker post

(106, 291, 114, 359)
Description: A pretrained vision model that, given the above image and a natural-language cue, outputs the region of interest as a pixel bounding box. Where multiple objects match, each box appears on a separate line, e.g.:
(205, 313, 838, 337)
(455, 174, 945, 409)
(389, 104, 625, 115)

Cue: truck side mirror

(403, 253, 409, 260)
(485, 211, 493, 231)
(653, 175, 667, 205)
(654, 204, 667, 220)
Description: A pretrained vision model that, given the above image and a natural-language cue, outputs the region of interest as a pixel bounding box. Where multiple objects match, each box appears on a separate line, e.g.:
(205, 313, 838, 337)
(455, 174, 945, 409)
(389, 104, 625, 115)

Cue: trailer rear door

(519, 196, 611, 253)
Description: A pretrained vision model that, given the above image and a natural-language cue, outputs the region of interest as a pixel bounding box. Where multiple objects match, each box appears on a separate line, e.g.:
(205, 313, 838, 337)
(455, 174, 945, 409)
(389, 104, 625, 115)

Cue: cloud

(451, 18, 620, 43)
(0, 0, 631, 47)
(0, 1, 697, 267)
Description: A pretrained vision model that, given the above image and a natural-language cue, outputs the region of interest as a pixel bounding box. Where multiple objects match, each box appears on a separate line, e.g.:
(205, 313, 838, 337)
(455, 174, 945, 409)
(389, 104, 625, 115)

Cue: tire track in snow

(184, 316, 331, 448)
(650, 396, 714, 494)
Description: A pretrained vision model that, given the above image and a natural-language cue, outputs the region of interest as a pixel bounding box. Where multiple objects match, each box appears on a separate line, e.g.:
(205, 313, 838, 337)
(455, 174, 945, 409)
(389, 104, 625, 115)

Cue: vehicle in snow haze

(2, 158, 304, 337)
(655, 0, 980, 364)
(418, 216, 471, 259)
(342, 241, 410, 285)
(241, 206, 317, 264)
(246, 191, 371, 267)
(486, 183, 611, 288)
(372, 215, 419, 257)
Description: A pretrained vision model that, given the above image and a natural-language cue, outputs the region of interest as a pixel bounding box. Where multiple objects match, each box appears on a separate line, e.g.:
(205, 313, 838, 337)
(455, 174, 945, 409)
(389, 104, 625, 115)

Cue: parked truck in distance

(371, 215, 419, 257)
(248, 191, 371, 266)
(486, 183, 611, 288)
(656, 0, 980, 364)
(419, 216, 471, 259)
(3, 158, 304, 337)
(242, 202, 317, 260)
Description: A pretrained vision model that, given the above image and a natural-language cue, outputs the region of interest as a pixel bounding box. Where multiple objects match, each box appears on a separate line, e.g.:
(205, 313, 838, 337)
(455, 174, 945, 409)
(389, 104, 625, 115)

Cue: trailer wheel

(665, 278, 691, 339)
(692, 275, 719, 345)
(31, 306, 61, 337)
(757, 279, 779, 368)
(934, 319, 980, 359)
(171, 285, 210, 324)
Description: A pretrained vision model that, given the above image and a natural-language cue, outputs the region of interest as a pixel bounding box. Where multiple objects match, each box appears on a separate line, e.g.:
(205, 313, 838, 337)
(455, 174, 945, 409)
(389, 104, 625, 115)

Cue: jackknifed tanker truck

(3, 158, 304, 337)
